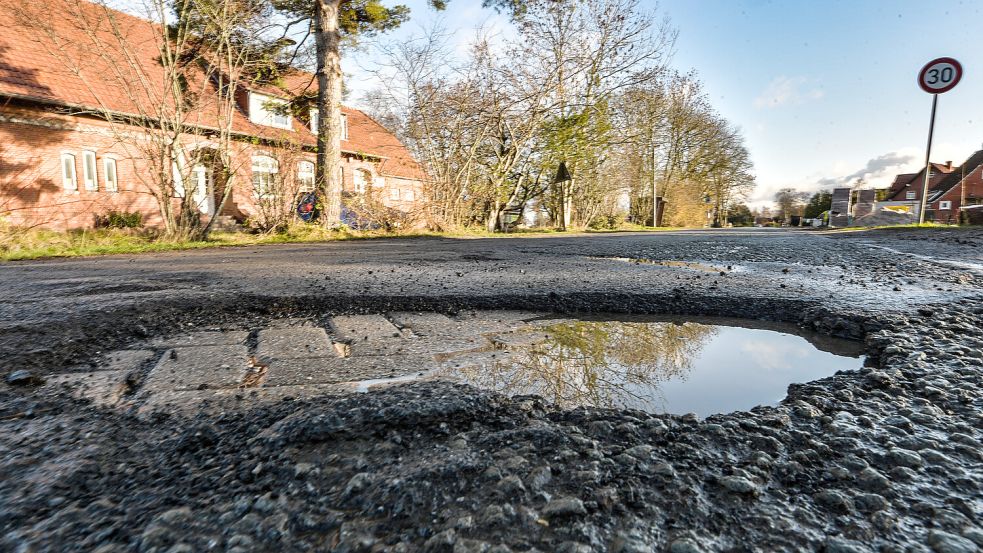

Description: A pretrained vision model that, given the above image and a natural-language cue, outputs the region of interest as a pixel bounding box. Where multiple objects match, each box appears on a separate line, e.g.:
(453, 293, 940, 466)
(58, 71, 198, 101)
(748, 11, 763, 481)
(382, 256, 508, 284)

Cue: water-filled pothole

(433, 316, 864, 417)
(45, 311, 864, 417)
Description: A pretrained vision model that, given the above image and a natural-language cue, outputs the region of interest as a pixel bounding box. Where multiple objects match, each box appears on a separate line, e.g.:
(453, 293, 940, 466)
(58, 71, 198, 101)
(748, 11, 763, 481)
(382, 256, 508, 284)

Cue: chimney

(946, 161, 953, 170)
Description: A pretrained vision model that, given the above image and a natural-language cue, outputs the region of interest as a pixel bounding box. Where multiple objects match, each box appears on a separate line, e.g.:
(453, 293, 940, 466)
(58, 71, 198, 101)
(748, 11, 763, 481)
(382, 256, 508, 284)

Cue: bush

(95, 210, 143, 229)
(588, 214, 623, 230)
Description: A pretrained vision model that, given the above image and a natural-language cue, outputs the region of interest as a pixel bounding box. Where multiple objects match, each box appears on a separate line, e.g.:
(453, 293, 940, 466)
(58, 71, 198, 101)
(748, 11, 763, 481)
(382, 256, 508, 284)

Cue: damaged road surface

(1, 228, 982, 552)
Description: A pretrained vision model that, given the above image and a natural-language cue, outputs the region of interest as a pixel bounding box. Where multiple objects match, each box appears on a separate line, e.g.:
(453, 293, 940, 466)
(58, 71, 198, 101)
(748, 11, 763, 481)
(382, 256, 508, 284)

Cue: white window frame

(389, 188, 400, 201)
(82, 150, 98, 191)
(248, 92, 292, 130)
(402, 189, 414, 202)
(103, 157, 119, 192)
(308, 110, 347, 139)
(252, 155, 279, 198)
(353, 168, 371, 194)
(939, 200, 951, 210)
(905, 191, 916, 200)
(60, 152, 78, 190)
(297, 160, 315, 193)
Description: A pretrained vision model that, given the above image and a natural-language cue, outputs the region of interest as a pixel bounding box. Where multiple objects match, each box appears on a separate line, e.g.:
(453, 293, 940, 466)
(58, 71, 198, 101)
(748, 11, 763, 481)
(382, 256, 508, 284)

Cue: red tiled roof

(0, 0, 424, 180)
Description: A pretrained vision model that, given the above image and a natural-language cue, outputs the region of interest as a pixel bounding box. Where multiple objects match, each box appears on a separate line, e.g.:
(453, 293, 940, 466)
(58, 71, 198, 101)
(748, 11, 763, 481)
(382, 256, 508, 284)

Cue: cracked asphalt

(1, 227, 982, 552)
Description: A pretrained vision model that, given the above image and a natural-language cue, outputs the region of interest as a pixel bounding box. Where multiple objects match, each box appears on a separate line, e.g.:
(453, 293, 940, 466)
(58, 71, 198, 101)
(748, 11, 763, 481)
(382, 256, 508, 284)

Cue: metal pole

(651, 144, 657, 227)
(918, 94, 939, 224)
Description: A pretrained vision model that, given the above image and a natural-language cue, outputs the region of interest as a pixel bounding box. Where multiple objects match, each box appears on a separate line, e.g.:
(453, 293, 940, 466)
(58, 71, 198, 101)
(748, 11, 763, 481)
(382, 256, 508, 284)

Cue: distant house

(0, 0, 427, 230)
(880, 156, 983, 222)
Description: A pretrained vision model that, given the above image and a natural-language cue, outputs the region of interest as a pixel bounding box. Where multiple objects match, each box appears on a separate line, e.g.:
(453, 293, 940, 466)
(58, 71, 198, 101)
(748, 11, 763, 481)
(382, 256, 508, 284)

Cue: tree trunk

(315, 0, 343, 227)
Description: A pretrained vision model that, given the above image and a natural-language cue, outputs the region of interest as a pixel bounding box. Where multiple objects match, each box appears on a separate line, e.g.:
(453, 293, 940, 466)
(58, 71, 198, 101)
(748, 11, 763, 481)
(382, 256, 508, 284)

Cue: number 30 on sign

(919, 57, 962, 94)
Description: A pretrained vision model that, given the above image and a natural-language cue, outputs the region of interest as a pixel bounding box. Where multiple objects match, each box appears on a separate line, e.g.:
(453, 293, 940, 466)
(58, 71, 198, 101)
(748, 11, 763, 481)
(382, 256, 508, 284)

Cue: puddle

(434, 316, 864, 417)
(45, 311, 863, 418)
(591, 257, 732, 273)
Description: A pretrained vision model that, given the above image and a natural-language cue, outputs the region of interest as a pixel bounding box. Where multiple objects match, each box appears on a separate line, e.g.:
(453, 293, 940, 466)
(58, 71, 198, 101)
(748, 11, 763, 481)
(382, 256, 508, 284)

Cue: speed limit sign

(914, 57, 963, 224)
(918, 57, 962, 94)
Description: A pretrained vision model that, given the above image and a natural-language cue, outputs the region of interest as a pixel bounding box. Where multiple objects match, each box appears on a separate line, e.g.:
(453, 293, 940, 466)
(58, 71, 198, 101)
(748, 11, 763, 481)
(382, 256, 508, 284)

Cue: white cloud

(753, 76, 824, 109)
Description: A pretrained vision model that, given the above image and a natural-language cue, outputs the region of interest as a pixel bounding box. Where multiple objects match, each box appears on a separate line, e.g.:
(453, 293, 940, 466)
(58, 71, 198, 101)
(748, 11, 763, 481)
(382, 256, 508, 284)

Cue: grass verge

(0, 223, 680, 262)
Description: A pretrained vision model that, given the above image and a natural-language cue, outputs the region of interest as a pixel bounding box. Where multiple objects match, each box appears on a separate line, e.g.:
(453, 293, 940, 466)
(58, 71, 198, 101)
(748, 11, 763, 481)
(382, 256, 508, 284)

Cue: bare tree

(11, 0, 279, 239)
(774, 187, 810, 222)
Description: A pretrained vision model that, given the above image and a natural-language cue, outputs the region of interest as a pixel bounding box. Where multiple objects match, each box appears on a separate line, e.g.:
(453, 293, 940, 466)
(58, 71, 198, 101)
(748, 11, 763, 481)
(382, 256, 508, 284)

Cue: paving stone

(348, 335, 489, 358)
(149, 331, 249, 348)
(255, 326, 335, 361)
(263, 354, 438, 387)
(388, 312, 462, 336)
(329, 314, 407, 342)
(438, 350, 516, 370)
(137, 383, 355, 413)
(96, 349, 157, 371)
(44, 371, 129, 406)
(143, 345, 250, 392)
(489, 329, 553, 348)
(452, 311, 552, 334)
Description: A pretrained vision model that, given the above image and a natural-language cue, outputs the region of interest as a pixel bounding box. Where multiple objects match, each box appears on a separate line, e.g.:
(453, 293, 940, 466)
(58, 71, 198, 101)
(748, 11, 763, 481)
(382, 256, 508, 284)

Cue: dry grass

(0, 222, 677, 262)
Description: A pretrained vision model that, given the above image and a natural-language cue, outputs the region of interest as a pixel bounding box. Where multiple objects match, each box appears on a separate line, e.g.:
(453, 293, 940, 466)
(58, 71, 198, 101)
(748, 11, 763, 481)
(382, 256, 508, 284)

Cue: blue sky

(344, 0, 983, 207)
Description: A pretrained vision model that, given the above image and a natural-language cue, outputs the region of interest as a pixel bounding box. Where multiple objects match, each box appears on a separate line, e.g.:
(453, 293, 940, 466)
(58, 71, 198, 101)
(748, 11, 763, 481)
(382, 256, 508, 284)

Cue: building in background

(0, 0, 426, 231)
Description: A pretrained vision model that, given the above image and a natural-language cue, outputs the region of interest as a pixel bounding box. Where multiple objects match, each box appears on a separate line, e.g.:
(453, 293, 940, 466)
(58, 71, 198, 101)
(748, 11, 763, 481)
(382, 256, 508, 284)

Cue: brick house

(882, 153, 983, 223)
(0, 0, 427, 231)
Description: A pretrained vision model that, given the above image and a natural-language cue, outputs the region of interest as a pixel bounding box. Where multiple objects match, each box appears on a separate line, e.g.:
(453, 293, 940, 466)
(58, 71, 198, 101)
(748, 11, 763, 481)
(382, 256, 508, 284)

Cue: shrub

(588, 214, 622, 230)
(95, 210, 143, 229)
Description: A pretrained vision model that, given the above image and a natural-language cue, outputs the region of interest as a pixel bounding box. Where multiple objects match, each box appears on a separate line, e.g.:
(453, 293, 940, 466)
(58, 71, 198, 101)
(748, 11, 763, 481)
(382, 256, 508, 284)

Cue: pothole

(42, 311, 863, 417)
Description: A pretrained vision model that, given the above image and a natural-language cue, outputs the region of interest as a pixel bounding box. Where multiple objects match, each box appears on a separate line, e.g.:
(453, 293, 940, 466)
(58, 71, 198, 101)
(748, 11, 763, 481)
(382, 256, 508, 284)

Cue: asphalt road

(2, 227, 983, 552)
(1, 227, 981, 372)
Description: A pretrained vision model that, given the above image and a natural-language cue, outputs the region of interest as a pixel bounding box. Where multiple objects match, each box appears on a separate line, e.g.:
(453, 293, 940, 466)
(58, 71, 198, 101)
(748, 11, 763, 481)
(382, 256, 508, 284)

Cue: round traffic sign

(918, 57, 962, 94)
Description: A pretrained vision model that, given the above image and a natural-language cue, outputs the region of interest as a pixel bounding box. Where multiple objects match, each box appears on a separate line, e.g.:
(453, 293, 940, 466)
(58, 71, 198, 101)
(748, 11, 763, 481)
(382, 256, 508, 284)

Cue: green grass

(0, 223, 681, 262)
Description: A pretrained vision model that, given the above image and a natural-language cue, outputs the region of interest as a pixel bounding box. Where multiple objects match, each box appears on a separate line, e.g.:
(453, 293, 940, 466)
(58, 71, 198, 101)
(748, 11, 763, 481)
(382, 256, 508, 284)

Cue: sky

(339, 0, 983, 209)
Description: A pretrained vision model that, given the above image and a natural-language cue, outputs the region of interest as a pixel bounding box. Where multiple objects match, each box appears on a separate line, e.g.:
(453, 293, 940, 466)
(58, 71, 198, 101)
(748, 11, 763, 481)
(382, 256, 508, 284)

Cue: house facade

(0, 0, 427, 231)
(881, 154, 983, 222)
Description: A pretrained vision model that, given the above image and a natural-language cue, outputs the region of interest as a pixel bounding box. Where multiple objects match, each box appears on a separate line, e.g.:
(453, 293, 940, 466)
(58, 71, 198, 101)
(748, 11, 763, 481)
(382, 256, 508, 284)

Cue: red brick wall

(1, 107, 163, 229)
(1, 104, 426, 230)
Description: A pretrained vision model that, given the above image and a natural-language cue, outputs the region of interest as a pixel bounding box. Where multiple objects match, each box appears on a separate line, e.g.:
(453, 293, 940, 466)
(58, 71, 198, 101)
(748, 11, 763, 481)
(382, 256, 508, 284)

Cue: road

(1, 227, 982, 552)
(1, 227, 980, 371)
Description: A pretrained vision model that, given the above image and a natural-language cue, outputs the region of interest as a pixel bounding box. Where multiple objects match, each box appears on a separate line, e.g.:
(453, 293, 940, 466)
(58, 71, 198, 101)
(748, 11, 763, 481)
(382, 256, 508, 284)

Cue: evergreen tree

(803, 190, 832, 219)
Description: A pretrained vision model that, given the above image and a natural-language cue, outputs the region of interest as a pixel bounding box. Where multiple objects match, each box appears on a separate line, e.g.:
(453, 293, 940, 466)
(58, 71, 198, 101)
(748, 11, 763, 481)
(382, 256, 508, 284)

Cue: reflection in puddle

(436, 318, 863, 417)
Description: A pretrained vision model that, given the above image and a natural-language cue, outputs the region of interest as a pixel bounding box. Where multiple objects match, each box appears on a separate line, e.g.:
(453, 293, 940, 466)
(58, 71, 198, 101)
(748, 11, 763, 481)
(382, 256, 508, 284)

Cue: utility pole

(651, 144, 658, 227)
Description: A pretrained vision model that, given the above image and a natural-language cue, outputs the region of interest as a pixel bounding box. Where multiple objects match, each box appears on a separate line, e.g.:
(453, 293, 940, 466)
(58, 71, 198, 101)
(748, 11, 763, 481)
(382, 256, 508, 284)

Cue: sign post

(916, 57, 963, 223)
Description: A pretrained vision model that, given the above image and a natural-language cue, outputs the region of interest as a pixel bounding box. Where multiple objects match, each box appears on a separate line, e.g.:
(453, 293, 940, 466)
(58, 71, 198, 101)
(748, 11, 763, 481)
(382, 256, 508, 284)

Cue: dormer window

(308, 109, 347, 140)
(249, 92, 292, 130)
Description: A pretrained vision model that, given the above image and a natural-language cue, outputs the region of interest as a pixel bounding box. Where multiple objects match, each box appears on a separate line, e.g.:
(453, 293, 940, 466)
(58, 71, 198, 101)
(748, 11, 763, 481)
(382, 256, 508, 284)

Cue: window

(353, 168, 371, 193)
(402, 189, 414, 202)
(60, 153, 78, 190)
(82, 150, 97, 190)
(297, 161, 315, 192)
(252, 155, 279, 198)
(390, 188, 401, 201)
(905, 191, 916, 200)
(103, 158, 118, 192)
(939, 200, 951, 210)
(248, 92, 292, 130)
(309, 110, 347, 139)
